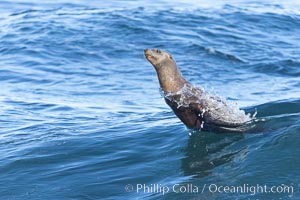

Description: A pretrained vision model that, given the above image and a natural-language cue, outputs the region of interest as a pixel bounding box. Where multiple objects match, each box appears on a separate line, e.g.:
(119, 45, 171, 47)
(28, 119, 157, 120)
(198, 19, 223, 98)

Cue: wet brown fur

(144, 49, 204, 129)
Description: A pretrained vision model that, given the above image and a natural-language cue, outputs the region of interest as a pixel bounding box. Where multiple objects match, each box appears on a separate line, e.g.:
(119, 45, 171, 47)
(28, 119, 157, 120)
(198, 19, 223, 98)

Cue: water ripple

(1, 1, 300, 200)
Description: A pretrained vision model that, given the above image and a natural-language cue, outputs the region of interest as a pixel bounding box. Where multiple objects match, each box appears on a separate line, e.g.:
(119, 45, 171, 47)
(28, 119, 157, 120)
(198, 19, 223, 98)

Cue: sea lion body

(144, 49, 250, 133)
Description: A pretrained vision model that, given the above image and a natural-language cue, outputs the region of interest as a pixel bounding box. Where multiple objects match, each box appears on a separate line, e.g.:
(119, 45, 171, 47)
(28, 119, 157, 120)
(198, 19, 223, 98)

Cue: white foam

(163, 83, 253, 124)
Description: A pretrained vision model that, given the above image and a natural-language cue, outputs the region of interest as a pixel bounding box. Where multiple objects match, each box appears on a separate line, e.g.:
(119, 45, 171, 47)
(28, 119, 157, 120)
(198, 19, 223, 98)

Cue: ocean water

(0, 0, 300, 199)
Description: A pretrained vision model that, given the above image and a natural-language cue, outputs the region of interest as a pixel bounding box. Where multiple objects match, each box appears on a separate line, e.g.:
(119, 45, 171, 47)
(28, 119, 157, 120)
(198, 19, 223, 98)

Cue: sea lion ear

(169, 55, 174, 61)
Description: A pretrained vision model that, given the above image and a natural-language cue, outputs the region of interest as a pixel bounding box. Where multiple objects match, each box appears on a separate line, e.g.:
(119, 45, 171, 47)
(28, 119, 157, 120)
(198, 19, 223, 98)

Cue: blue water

(0, 0, 300, 199)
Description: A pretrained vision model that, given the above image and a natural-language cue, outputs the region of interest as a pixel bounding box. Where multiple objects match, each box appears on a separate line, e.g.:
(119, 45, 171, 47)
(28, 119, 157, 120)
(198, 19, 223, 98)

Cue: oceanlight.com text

(124, 183, 294, 196)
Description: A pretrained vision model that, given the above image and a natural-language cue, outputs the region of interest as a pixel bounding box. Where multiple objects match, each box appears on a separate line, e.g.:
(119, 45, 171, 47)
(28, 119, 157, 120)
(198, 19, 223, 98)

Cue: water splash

(162, 84, 253, 125)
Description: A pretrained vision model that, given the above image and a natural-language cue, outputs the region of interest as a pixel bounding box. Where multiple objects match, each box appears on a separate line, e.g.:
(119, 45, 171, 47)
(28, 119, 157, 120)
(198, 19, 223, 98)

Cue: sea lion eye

(156, 49, 161, 54)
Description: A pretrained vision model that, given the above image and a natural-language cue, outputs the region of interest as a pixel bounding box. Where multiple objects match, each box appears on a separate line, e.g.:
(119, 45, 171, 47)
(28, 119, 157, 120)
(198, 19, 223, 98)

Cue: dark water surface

(0, 0, 300, 199)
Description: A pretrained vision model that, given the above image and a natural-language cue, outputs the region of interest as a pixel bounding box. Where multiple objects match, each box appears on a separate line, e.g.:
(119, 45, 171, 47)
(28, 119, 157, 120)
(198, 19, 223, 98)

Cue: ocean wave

(247, 60, 300, 77)
(249, 98, 300, 117)
(1, 1, 300, 200)
(188, 43, 246, 63)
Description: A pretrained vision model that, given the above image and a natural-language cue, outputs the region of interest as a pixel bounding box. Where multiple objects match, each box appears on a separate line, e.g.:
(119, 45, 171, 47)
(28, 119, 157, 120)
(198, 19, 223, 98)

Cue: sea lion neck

(154, 59, 187, 93)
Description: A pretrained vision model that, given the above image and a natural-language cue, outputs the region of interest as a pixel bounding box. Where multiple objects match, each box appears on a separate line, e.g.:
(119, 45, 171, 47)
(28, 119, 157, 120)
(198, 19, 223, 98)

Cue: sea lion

(144, 49, 251, 133)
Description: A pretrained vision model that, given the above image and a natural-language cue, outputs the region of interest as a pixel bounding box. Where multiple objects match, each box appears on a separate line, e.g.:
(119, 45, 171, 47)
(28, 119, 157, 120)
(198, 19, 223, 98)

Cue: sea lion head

(144, 49, 186, 93)
(144, 49, 175, 68)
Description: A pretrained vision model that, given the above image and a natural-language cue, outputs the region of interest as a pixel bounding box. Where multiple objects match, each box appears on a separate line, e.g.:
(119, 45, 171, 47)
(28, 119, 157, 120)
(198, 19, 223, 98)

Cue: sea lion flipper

(189, 102, 206, 127)
(189, 103, 204, 115)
